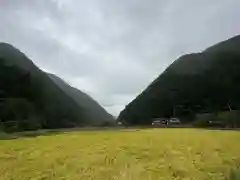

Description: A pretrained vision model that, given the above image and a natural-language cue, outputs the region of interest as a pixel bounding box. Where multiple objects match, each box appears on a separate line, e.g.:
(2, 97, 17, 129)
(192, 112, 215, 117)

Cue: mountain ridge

(118, 35, 240, 125)
(0, 43, 114, 131)
(48, 73, 114, 126)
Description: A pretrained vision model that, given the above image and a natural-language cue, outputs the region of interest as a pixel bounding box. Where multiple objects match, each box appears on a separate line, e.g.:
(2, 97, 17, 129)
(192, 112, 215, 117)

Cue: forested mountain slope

(118, 35, 240, 125)
(0, 43, 113, 131)
(48, 74, 114, 126)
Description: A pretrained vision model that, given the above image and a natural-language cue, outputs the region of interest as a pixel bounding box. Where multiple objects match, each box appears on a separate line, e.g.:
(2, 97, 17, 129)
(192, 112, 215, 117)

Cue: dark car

(152, 118, 168, 127)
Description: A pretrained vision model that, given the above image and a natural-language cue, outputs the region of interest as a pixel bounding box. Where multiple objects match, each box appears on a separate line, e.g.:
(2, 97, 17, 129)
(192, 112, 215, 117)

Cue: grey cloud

(0, 0, 239, 116)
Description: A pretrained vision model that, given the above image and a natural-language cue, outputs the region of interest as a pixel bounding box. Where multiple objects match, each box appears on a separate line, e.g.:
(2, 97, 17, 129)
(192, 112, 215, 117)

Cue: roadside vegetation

(230, 169, 240, 180)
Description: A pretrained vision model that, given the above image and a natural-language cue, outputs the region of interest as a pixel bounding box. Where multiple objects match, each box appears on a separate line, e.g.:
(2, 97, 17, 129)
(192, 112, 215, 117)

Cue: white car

(169, 118, 181, 124)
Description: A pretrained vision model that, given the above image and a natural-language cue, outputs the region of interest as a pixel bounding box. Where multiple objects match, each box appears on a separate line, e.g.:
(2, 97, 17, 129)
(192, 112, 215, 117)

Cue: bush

(217, 111, 240, 128)
(193, 111, 240, 128)
(230, 169, 240, 180)
(0, 131, 10, 140)
(193, 113, 216, 127)
(100, 121, 115, 127)
(0, 98, 42, 132)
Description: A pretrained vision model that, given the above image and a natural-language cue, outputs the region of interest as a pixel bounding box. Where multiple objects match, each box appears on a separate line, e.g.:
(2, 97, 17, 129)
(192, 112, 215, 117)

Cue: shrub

(217, 111, 240, 128)
(100, 121, 115, 127)
(193, 113, 216, 127)
(230, 169, 240, 180)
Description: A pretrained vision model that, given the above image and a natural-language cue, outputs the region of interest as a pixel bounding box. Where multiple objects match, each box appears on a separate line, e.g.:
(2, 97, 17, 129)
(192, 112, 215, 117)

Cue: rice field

(0, 128, 240, 180)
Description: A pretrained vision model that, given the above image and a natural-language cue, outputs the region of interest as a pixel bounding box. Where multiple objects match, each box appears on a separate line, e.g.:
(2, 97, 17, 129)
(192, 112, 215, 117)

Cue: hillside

(118, 35, 240, 125)
(0, 43, 113, 131)
(48, 74, 114, 126)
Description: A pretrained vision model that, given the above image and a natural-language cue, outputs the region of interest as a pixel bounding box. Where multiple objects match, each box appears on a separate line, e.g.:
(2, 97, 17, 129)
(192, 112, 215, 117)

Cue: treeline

(193, 110, 240, 128)
(0, 58, 87, 132)
(0, 58, 44, 131)
(0, 53, 115, 132)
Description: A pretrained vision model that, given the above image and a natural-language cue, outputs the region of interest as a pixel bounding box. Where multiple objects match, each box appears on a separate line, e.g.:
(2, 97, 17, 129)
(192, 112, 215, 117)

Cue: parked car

(169, 117, 181, 125)
(152, 118, 168, 126)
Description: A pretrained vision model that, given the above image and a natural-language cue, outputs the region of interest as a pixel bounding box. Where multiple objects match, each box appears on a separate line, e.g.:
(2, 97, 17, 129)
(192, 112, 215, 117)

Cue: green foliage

(2, 98, 34, 120)
(230, 169, 240, 180)
(0, 131, 11, 140)
(0, 43, 113, 131)
(192, 110, 240, 128)
(217, 111, 240, 128)
(100, 121, 116, 127)
(119, 35, 240, 125)
(0, 59, 43, 131)
(193, 114, 212, 127)
(48, 74, 114, 126)
(0, 98, 41, 132)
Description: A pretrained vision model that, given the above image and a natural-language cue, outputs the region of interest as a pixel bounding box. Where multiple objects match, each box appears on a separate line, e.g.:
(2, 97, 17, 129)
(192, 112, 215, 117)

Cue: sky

(0, 0, 240, 116)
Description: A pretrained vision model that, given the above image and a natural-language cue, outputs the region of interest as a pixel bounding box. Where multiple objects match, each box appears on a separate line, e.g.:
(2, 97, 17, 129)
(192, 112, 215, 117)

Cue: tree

(1, 98, 41, 131)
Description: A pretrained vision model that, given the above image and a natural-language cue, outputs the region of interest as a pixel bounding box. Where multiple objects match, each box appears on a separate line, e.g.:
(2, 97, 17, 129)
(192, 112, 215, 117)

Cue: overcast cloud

(0, 0, 239, 116)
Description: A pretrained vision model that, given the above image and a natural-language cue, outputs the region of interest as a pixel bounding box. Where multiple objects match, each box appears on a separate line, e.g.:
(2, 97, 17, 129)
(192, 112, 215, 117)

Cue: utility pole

(227, 100, 232, 111)
(0, 90, 4, 129)
(173, 105, 183, 117)
(173, 106, 176, 117)
(0, 89, 5, 117)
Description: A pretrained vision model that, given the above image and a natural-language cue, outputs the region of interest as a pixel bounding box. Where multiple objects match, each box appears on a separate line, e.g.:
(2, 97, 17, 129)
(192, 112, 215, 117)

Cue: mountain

(0, 43, 113, 131)
(48, 73, 114, 126)
(118, 35, 240, 125)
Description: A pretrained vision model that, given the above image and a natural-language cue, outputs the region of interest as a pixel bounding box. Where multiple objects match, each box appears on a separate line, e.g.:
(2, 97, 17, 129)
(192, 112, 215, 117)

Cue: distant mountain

(118, 35, 240, 125)
(48, 73, 114, 126)
(0, 43, 114, 131)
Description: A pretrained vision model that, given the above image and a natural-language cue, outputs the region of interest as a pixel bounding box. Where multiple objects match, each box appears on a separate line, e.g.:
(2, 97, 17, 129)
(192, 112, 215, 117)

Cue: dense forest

(47, 73, 114, 126)
(0, 43, 114, 132)
(118, 35, 240, 127)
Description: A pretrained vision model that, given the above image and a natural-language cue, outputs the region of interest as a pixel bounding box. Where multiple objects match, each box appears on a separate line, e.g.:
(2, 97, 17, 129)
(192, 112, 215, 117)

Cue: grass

(0, 129, 240, 180)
